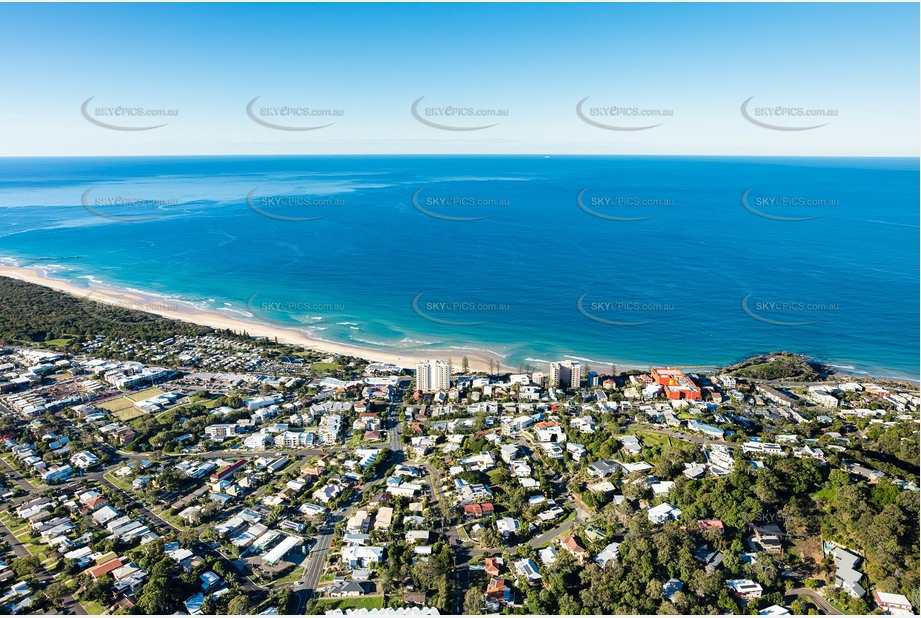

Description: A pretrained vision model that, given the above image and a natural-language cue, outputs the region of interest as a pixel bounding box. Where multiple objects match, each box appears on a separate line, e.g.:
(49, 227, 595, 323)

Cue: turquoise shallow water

(0, 155, 917, 379)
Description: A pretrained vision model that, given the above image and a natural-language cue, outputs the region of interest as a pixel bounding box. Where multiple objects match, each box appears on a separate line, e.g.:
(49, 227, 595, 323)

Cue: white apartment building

(549, 360, 582, 389)
(416, 359, 451, 392)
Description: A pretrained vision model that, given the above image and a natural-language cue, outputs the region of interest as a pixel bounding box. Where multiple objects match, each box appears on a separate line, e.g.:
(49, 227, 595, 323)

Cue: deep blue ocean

(0, 156, 917, 379)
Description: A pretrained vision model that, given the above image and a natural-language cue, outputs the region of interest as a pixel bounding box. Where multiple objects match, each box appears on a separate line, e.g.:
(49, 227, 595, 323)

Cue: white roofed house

(566, 442, 587, 461)
(92, 505, 120, 526)
(648, 502, 682, 525)
(538, 546, 558, 565)
(727, 578, 763, 600)
(313, 483, 344, 504)
(824, 542, 866, 599)
(570, 416, 596, 434)
(341, 545, 383, 569)
(539, 442, 564, 459)
(496, 517, 520, 537)
(461, 452, 496, 472)
(500, 444, 520, 464)
(594, 542, 621, 567)
(405, 530, 430, 544)
(510, 460, 532, 477)
(620, 435, 642, 455)
(514, 558, 542, 583)
(651, 481, 675, 497)
(874, 592, 914, 615)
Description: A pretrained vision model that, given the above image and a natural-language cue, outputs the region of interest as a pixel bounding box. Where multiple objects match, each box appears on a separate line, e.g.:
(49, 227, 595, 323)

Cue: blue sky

(0, 2, 917, 156)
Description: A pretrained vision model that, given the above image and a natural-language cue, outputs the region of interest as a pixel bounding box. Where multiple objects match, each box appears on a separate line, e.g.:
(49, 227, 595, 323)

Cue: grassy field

(154, 395, 221, 422)
(635, 431, 672, 448)
(98, 396, 134, 413)
(99, 387, 167, 420)
(150, 506, 188, 531)
(116, 407, 149, 421)
(44, 338, 75, 348)
(310, 362, 339, 374)
(82, 600, 107, 614)
(315, 596, 385, 611)
(103, 471, 133, 492)
(280, 458, 304, 474)
(273, 564, 306, 585)
(346, 433, 363, 447)
(129, 387, 166, 401)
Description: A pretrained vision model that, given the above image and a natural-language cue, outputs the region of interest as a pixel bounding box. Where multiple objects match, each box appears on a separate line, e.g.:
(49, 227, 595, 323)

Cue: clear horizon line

(0, 153, 918, 160)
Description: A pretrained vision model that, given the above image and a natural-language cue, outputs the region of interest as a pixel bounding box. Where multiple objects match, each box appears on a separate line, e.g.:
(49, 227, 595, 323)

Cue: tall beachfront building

(549, 360, 582, 389)
(416, 359, 451, 392)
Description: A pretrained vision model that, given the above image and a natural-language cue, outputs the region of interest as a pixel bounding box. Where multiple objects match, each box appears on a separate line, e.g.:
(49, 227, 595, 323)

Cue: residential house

(513, 558, 541, 584)
(648, 503, 682, 525)
(874, 592, 914, 615)
(594, 542, 620, 568)
(588, 460, 619, 478)
(559, 535, 588, 564)
(727, 579, 763, 600)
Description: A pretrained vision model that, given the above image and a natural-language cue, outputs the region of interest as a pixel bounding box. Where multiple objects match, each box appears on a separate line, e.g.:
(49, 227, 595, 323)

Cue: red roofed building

(87, 557, 123, 579)
(559, 534, 588, 563)
(486, 578, 514, 607)
(210, 459, 245, 482)
(698, 519, 725, 534)
(85, 496, 108, 511)
(484, 557, 503, 577)
(651, 367, 701, 401)
(463, 503, 495, 518)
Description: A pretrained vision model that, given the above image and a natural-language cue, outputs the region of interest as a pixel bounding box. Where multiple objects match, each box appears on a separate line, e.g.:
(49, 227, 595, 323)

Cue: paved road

(0, 519, 87, 614)
(292, 505, 349, 614)
(458, 514, 578, 564)
(0, 456, 38, 492)
(293, 412, 405, 614)
(528, 517, 577, 549)
(115, 446, 333, 461)
(91, 472, 264, 595)
(784, 588, 842, 615)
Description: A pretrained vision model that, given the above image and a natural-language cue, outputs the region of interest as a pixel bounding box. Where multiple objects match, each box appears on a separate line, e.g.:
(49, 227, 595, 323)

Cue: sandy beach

(0, 265, 505, 373)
